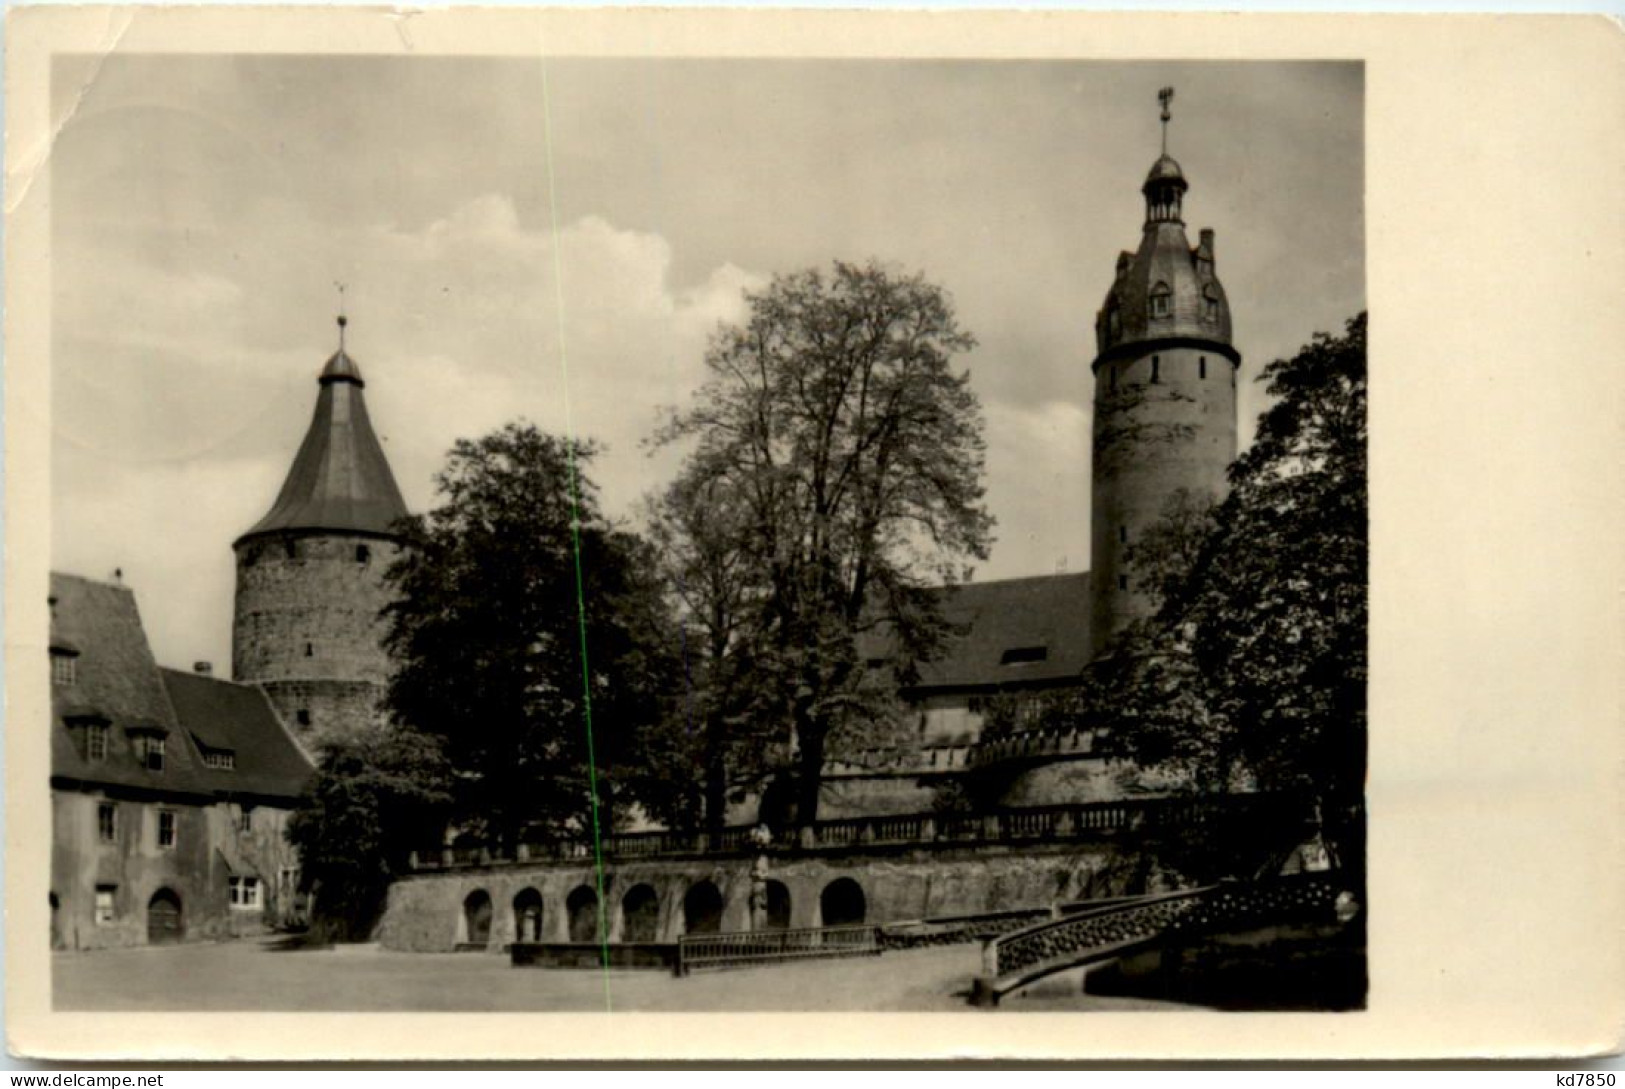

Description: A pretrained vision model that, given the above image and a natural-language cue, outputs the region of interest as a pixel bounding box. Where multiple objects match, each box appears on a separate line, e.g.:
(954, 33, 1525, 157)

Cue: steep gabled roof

(859, 572, 1093, 692)
(161, 669, 314, 802)
(236, 344, 408, 545)
(49, 573, 213, 797)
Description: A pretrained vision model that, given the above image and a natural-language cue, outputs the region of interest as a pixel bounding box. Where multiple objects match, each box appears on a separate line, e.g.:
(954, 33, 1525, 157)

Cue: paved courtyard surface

(54, 935, 1188, 1013)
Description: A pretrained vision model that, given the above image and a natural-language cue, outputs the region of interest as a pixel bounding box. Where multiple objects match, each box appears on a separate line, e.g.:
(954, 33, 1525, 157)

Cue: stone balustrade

(409, 793, 1285, 873)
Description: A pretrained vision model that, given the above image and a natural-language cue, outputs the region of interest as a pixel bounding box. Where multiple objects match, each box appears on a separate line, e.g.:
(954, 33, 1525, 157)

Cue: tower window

(1204, 287, 1220, 322)
(296, 709, 311, 727)
(1118, 575, 1129, 591)
(305, 642, 314, 657)
(284, 539, 298, 560)
(1109, 364, 1117, 391)
(356, 545, 370, 564)
(98, 802, 118, 843)
(1150, 283, 1172, 318)
(1119, 525, 1128, 544)
(1200, 356, 1207, 380)
(1151, 356, 1160, 383)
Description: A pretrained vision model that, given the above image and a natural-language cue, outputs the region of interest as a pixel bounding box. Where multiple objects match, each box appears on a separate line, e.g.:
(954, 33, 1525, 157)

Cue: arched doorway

(621, 884, 659, 943)
(683, 880, 724, 935)
(147, 888, 183, 945)
(462, 889, 493, 946)
(764, 880, 792, 930)
(512, 888, 544, 943)
(820, 877, 866, 927)
(566, 885, 600, 943)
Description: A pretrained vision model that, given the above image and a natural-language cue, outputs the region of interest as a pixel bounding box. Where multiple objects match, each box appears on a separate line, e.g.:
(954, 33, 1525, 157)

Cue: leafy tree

(382, 422, 678, 850)
(655, 261, 994, 824)
(1111, 313, 1368, 855)
(632, 467, 780, 832)
(286, 725, 453, 941)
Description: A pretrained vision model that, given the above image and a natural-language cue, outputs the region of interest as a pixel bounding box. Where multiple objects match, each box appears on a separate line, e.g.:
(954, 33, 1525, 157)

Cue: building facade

(231, 318, 409, 752)
(49, 572, 314, 950)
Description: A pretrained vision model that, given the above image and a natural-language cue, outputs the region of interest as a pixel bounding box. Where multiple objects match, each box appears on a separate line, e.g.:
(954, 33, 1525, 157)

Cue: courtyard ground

(53, 934, 1190, 1013)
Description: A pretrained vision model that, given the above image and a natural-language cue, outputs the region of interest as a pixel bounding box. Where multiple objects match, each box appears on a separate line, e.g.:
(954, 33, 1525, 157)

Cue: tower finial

(1158, 86, 1174, 155)
(335, 281, 348, 350)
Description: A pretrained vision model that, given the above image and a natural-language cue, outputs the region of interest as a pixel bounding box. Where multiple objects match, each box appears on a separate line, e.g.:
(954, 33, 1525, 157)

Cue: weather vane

(335, 281, 348, 349)
(1159, 86, 1175, 154)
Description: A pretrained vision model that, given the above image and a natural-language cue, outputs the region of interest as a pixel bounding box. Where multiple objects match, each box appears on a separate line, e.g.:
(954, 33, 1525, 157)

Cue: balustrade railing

(973, 872, 1350, 1005)
(677, 924, 880, 975)
(407, 793, 1288, 872)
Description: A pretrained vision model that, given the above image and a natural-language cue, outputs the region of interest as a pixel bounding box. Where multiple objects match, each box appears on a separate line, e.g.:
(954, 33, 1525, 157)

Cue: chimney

(193, 661, 213, 676)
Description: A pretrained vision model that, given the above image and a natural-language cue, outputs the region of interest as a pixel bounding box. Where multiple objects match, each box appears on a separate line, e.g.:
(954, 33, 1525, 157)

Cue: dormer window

(1203, 286, 1220, 322)
(202, 749, 235, 771)
(50, 651, 78, 687)
(1107, 306, 1121, 338)
(86, 723, 110, 761)
(128, 728, 167, 772)
(1150, 283, 1172, 319)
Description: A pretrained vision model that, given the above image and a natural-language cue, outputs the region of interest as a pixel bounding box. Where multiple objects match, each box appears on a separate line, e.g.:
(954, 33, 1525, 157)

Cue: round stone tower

(1089, 90, 1240, 659)
(232, 317, 409, 751)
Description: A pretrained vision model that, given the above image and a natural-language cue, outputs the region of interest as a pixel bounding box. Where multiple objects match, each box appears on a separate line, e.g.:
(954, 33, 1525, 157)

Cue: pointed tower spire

(235, 315, 407, 542)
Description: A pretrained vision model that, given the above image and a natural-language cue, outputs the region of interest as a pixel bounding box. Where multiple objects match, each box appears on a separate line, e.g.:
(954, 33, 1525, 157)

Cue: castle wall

(232, 533, 400, 748)
(1089, 345, 1237, 656)
(377, 843, 1151, 953)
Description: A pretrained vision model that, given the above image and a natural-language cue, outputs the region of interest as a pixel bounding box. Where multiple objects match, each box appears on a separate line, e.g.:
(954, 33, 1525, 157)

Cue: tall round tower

(232, 316, 409, 750)
(1089, 90, 1240, 659)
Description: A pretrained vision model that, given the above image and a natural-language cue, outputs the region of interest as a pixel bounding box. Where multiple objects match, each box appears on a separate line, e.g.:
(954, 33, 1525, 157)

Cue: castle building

(231, 317, 409, 751)
(1088, 90, 1239, 658)
(49, 572, 313, 950)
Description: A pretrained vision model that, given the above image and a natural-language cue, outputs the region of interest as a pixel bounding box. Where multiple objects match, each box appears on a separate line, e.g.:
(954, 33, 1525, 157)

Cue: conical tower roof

(236, 318, 409, 545)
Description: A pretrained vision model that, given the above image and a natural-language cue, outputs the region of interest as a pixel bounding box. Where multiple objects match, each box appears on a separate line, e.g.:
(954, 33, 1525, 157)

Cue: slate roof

(860, 572, 1093, 693)
(49, 573, 211, 797)
(236, 348, 409, 544)
(1095, 156, 1234, 360)
(161, 669, 314, 802)
(49, 572, 314, 803)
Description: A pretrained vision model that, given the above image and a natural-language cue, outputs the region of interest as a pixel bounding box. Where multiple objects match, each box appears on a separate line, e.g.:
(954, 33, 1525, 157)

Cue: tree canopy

(1108, 313, 1368, 848)
(654, 261, 994, 824)
(382, 422, 678, 849)
(285, 725, 453, 941)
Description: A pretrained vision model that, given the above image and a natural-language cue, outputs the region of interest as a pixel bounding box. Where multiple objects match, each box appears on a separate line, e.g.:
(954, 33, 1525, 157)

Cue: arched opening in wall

(356, 544, 370, 564)
(820, 878, 866, 928)
(462, 889, 493, 946)
(1199, 355, 1208, 380)
(765, 880, 791, 930)
(147, 888, 184, 945)
(49, 892, 61, 949)
(621, 884, 660, 943)
(566, 885, 601, 943)
(683, 880, 724, 936)
(512, 888, 543, 943)
(1151, 355, 1161, 383)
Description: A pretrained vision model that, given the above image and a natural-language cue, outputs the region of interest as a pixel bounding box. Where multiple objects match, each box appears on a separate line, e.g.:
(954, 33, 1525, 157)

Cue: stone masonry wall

(377, 843, 1151, 953)
(1090, 345, 1236, 657)
(233, 533, 400, 748)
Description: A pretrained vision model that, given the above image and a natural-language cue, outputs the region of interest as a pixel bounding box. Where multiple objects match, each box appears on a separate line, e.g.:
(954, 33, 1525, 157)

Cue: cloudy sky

(51, 56, 1363, 672)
